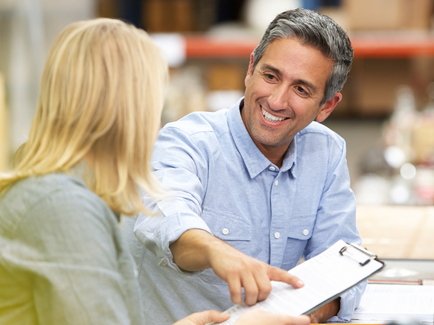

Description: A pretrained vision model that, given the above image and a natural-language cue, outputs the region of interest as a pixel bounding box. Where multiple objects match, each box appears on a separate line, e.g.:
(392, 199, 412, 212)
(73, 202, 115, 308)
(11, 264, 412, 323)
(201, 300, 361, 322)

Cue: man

(130, 8, 365, 324)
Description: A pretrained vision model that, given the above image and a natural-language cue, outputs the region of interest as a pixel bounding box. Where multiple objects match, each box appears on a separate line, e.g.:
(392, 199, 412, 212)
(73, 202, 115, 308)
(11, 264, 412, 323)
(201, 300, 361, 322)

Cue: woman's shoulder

(1, 173, 88, 211)
(0, 173, 116, 236)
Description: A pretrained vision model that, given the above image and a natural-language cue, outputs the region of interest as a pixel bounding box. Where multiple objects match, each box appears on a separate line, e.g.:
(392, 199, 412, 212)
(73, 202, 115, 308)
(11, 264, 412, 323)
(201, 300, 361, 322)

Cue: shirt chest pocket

(281, 214, 315, 270)
(202, 207, 252, 243)
(286, 214, 315, 240)
(198, 207, 254, 286)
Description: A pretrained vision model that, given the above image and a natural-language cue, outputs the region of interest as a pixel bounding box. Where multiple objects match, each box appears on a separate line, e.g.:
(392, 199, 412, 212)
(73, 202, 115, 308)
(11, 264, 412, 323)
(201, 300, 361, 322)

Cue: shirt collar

(228, 98, 297, 179)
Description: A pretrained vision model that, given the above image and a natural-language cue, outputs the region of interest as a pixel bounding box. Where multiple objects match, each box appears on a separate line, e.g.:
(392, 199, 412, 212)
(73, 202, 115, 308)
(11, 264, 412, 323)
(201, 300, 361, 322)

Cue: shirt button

(274, 231, 281, 239)
(274, 180, 279, 186)
(222, 227, 230, 235)
(269, 166, 276, 171)
(302, 229, 309, 236)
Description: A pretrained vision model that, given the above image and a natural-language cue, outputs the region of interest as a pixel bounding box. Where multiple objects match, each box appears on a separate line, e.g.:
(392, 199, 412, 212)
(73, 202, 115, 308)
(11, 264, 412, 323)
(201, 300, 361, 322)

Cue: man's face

(242, 37, 341, 166)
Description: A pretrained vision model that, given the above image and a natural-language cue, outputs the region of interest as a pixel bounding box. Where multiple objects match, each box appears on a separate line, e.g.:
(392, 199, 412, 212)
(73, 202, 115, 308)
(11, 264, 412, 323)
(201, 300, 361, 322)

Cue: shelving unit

(175, 31, 434, 117)
(352, 33, 434, 58)
(184, 32, 434, 59)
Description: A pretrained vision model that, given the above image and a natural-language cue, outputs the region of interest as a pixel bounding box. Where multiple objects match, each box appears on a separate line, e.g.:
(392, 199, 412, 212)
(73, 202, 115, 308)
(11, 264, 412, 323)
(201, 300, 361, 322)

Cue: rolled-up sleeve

(134, 122, 213, 271)
(329, 281, 367, 322)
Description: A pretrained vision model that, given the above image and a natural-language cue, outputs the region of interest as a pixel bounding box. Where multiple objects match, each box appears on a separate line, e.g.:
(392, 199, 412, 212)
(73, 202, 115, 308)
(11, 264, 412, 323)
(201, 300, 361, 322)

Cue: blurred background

(2, 2, 434, 315)
(1, 0, 434, 209)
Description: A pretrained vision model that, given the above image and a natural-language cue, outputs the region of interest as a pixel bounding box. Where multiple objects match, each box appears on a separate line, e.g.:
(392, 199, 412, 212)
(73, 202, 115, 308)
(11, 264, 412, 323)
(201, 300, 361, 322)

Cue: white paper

(352, 283, 434, 324)
(217, 240, 384, 325)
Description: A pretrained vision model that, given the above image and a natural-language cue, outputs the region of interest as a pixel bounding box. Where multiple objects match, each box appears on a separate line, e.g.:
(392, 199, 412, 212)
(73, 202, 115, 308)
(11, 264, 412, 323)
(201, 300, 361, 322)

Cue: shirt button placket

(270, 171, 283, 265)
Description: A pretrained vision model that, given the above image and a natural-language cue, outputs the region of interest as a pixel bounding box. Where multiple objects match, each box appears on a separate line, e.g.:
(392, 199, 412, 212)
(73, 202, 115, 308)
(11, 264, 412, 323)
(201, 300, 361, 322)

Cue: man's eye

(263, 73, 276, 81)
(295, 86, 309, 97)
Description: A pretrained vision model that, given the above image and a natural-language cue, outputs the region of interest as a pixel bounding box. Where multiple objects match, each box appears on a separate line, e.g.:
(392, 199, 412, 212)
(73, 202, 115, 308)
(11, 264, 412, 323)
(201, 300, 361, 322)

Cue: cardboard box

(348, 58, 413, 116)
(343, 0, 433, 31)
(412, 117, 434, 164)
(206, 63, 245, 91)
(143, 0, 216, 32)
(95, 0, 119, 18)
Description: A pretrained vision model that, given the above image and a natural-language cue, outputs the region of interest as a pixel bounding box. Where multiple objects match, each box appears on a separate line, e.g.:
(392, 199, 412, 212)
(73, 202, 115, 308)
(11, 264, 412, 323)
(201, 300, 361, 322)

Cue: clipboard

(214, 240, 385, 324)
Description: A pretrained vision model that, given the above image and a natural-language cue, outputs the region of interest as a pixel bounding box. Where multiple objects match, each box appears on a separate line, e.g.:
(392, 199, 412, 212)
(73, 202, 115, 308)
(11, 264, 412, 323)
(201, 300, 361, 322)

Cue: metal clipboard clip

(339, 243, 377, 266)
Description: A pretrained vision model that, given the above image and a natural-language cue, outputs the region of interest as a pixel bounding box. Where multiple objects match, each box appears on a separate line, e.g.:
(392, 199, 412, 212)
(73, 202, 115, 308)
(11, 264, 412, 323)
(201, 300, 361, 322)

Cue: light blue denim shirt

(133, 99, 365, 324)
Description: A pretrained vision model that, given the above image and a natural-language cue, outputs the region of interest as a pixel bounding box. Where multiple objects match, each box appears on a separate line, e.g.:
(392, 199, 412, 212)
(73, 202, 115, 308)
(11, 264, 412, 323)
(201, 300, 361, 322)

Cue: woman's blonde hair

(0, 18, 168, 215)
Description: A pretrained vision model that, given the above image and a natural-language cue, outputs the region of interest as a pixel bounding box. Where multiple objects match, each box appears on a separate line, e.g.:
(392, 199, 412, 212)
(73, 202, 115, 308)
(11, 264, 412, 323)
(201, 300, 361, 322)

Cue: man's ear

(244, 53, 255, 85)
(247, 52, 255, 75)
(316, 92, 342, 122)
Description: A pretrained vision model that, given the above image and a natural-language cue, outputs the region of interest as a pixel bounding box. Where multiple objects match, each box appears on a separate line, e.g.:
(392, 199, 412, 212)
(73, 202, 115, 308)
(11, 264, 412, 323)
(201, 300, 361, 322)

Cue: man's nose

(269, 85, 290, 109)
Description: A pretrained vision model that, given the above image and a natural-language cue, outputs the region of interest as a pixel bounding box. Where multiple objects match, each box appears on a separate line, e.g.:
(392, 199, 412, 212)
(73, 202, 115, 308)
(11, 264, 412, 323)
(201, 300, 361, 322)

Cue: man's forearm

(170, 228, 221, 271)
(309, 298, 340, 323)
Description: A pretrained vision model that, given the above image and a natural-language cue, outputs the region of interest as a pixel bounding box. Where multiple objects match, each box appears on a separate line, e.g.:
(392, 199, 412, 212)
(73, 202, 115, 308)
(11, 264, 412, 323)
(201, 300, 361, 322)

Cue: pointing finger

(268, 266, 304, 288)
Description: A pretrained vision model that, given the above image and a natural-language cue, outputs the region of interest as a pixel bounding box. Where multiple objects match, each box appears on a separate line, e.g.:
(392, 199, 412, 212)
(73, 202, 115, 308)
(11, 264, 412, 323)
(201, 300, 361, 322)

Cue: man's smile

(261, 108, 288, 123)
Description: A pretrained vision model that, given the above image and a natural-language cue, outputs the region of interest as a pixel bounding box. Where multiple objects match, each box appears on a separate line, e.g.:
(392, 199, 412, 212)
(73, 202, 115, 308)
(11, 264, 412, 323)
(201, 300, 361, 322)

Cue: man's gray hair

(253, 8, 353, 103)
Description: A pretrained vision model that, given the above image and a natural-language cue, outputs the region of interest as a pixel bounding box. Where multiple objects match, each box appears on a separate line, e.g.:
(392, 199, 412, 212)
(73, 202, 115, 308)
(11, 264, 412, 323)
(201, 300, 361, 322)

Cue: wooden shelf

(185, 36, 256, 59)
(352, 32, 434, 58)
(184, 32, 434, 59)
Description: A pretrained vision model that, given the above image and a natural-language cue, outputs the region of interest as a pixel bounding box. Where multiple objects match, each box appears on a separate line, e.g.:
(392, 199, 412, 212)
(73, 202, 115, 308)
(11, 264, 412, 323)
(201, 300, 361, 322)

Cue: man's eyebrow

(260, 64, 280, 75)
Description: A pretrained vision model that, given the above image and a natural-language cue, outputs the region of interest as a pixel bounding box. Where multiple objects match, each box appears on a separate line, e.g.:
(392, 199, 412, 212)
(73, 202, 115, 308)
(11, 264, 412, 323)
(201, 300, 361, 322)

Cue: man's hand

(236, 309, 310, 325)
(173, 309, 311, 325)
(170, 229, 304, 305)
(207, 238, 304, 305)
(172, 310, 228, 325)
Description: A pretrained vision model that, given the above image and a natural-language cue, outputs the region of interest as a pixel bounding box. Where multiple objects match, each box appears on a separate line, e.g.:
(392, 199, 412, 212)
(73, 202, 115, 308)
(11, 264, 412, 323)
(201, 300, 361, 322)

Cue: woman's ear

(316, 92, 342, 122)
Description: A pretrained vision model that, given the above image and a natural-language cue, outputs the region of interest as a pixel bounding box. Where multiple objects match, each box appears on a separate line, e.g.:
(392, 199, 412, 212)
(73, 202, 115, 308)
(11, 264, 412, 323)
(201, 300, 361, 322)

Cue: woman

(0, 18, 310, 325)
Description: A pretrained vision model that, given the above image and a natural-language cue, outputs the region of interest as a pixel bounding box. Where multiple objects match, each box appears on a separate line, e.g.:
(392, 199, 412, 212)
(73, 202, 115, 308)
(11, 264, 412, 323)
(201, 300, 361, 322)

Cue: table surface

(357, 205, 434, 260)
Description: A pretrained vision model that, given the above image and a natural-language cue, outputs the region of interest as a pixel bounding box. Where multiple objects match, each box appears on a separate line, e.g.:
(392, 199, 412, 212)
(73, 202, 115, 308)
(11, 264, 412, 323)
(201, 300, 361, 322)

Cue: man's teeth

(262, 109, 285, 122)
